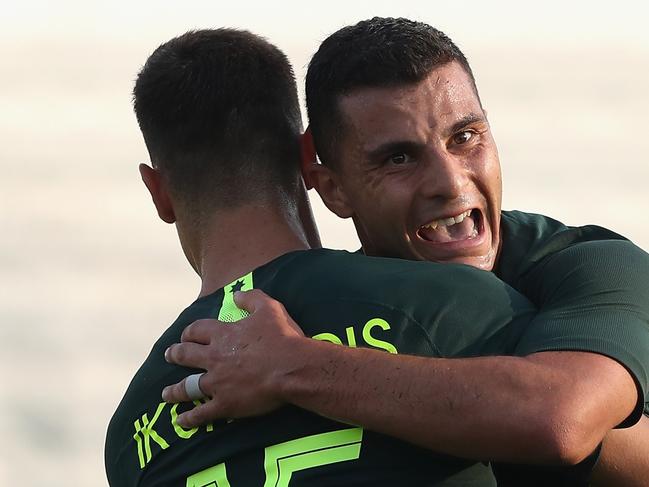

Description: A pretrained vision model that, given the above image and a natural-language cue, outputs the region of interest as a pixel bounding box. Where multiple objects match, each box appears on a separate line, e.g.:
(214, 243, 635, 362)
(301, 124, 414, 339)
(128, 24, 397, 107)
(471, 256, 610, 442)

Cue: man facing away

(106, 28, 549, 486)
(160, 19, 649, 486)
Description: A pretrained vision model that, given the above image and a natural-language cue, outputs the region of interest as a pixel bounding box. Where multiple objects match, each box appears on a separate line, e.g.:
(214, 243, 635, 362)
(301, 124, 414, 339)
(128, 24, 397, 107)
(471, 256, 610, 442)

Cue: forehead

(337, 62, 483, 146)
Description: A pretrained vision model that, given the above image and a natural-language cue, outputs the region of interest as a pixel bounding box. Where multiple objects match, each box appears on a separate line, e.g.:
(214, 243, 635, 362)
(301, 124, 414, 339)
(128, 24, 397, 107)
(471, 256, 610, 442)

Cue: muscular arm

(274, 337, 634, 464)
(164, 240, 649, 472)
(163, 291, 637, 465)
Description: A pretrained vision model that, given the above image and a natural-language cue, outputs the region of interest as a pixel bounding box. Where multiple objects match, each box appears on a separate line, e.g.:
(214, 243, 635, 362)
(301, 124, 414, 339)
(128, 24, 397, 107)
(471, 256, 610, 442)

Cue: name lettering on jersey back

(132, 317, 397, 469)
(133, 399, 214, 469)
(312, 317, 398, 354)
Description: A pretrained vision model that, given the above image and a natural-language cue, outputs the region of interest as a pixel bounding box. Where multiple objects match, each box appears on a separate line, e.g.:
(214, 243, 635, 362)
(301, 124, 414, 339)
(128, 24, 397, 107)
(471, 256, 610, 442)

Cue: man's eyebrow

(447, 113, 487, 136)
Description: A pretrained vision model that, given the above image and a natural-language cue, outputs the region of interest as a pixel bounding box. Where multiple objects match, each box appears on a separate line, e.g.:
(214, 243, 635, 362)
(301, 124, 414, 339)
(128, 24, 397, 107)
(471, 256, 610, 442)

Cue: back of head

(134, 29, 302, 216)
(306, 17, 478, 166)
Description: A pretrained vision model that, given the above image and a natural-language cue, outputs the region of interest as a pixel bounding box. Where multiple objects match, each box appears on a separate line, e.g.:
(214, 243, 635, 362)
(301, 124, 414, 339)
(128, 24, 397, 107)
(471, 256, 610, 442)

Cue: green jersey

(497, 210, 649, 421)
(491, 210, 649, 486)
(106, 249, 537, 487)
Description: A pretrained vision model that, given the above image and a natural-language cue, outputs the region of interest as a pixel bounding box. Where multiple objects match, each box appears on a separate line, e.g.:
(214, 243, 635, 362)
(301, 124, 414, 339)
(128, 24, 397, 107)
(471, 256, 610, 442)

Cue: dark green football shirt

(106, 213, 649, 486)
(497, 210, 649, 422)
(490, 210, 649, 486)
(106, 249, 537, 487)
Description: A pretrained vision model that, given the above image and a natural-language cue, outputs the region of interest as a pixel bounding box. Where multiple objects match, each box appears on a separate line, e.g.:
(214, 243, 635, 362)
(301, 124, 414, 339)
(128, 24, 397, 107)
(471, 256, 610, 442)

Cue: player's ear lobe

(139, 163, 176, 224)
(299, 127, 316, 190)
(308, 164, 354, 219)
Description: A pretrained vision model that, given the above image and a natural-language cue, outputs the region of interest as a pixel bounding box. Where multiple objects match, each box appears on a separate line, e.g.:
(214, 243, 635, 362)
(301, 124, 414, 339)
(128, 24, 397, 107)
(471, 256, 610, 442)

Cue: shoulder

(501, 210, 626, 243)
(530, 239, 649, 296)
(270, 249, 534, 353)
(501, 210, 568, 236)
(280, 248, 512, 303)
(498, 210, 629, 285)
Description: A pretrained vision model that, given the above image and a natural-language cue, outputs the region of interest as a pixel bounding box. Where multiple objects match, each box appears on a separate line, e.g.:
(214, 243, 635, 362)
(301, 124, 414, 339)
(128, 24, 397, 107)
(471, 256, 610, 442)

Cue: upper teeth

(422, 210, 472, 230)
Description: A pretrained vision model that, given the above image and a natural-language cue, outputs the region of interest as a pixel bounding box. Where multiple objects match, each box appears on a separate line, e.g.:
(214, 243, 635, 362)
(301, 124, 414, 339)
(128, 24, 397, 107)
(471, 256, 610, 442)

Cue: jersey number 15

(187, 427, 363, 487)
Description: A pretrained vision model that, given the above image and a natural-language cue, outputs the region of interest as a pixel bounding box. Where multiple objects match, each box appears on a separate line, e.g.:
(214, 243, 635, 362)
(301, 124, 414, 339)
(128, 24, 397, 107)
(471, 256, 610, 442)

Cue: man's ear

(139, 163, 176, 224)
(308, 163, 354, 219)
(301, 126, 354, 219)
(299, 126, 316, 190)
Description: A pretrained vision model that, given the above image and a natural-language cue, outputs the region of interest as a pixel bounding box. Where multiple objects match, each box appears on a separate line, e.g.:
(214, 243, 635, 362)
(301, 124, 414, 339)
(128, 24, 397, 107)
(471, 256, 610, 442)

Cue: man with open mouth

(107, 28, 543, 487)
(162, 17, 649, 486)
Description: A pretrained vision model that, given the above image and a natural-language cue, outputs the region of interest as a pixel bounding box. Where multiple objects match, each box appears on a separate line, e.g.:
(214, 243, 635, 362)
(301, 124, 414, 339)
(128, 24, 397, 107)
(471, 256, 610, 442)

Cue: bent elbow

(538, 409, 604, 466)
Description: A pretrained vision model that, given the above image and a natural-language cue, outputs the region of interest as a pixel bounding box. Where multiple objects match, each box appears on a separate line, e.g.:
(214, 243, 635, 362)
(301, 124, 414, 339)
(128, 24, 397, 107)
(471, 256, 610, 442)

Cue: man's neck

(192, 204, 315, 297)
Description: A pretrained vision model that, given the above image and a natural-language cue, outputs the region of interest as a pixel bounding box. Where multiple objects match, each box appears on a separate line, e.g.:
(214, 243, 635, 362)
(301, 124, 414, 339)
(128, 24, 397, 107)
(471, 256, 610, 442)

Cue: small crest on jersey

(218, 272, 254, 322)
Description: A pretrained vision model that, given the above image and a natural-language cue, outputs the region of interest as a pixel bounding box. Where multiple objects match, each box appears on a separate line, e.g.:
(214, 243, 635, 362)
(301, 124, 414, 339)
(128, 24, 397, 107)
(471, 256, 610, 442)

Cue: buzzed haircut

(134, 29, 302, 211)
(306, 17, 479, 167)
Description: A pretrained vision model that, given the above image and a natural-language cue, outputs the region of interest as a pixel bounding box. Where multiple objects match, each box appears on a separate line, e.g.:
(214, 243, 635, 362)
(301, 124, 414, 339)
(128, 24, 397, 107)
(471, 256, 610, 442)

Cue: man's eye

(388, 153, 409, 165)
(453, 131, 474, 145)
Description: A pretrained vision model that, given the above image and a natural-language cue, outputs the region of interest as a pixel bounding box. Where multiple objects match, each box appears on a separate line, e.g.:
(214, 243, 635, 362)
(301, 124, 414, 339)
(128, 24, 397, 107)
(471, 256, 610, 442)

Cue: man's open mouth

(417, 209, 482, 244)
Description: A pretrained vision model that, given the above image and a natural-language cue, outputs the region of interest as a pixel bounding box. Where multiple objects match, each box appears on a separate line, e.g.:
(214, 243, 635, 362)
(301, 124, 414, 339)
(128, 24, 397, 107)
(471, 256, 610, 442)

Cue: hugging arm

(163, 290, 637, 466)
(164, 240, 649, 477)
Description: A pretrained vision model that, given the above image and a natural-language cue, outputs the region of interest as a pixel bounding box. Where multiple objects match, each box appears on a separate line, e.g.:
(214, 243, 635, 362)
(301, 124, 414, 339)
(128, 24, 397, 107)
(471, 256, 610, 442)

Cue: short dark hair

(134, 29, 302, 211)
(306, 17, 479, 166)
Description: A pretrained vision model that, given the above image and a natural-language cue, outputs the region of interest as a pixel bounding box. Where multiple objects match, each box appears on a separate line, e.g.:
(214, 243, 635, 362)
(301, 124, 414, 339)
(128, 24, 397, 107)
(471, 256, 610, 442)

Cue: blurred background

(2, 0, 648, 484)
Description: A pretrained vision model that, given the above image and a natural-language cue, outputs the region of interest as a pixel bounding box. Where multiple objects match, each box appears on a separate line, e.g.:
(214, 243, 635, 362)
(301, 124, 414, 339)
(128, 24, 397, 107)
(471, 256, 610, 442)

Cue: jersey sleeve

(513, 239, 649, 426)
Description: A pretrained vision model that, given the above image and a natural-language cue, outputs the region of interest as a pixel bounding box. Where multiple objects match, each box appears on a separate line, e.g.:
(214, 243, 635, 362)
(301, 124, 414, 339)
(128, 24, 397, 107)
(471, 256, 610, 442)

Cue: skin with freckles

(315, 61, 502, 271)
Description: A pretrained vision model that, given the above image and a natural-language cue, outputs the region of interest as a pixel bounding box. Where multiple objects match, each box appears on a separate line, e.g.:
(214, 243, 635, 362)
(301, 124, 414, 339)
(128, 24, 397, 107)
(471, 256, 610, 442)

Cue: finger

(165, 342, 209, 368)
(181, 319, 218, 344)
(177, 399, 226, 428)
(283, 314, 306, 336)
(233, 288, 273, 314)
(234, 289, 306, 337)
(161, 373, 205, 404)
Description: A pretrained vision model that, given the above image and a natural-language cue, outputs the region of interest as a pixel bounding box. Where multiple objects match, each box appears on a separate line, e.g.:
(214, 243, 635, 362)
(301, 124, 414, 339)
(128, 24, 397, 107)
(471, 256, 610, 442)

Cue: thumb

(233, 288, 271, 314)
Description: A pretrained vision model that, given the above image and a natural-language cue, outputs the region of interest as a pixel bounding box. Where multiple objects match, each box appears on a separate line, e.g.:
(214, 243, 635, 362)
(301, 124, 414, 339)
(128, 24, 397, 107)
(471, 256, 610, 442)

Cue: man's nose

(419, 149, 470, 200)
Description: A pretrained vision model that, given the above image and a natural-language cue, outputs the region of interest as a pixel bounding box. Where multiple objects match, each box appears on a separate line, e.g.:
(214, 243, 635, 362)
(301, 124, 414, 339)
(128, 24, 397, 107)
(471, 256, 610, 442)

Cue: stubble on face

(331, 61, 503, 271)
